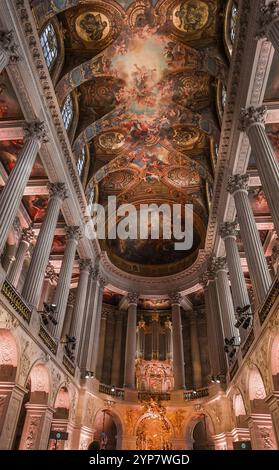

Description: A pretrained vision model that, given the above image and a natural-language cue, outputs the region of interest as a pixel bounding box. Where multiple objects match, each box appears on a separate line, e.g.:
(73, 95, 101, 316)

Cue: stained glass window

(221, 85, 227, 111)
(77, 147, 86, 176)
(61, 95, 73, 130)
(40, 23, 58, 70)
(230, 3, 238, 45)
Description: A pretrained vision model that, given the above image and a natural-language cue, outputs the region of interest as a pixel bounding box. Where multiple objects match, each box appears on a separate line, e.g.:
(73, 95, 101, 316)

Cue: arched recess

(16, 363, 52, 450)
(92, 408, 123, 450)
(185, 414, 215, 450)
(232, 388, 248, 429)
(48, 385, 71, 450)
(270, 334, 279, 391)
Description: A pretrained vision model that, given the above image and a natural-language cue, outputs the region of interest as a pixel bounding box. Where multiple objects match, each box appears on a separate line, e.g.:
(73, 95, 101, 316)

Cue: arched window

(40, 23, 58, 70)
(221, 85, 227, 111)
(77, 147, 86, 177)
(61, 94, 73, 130)
(230, 3, 239, 45)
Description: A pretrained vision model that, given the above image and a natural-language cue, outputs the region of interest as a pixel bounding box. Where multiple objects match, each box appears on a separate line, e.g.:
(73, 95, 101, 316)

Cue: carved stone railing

(138, 391, 171, 402)
(62, 355, 76, 376)
(241, 328, 255, 358)
(184, 387, 209, 401)
(99, 383, 124, 400)
(229, 359, 239, 381)
(38, 324, 57, 355)
(1, 279, 32, 323)
(258, 278, 279, 325)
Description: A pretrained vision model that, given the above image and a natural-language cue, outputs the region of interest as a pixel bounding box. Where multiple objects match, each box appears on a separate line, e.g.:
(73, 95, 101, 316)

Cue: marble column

(0, 383, 26, 450)
(124, 293, 138, 389)
(51, 226, 81, 339)
(1, 217, 21, 273)
(8, 225, 35, 288)
(95, 308, 108, 381)
(61, 291, 75, 339)
(22, 182, 68, 308)
(189, 311, 202, 389)
(79, 266, 102, 373)
(0, 122, 47, 254)
(240, 106, 279, 235)
(227, 174, 272, 304)
(170, 292, 185, 390)
(164, 317, 173, 361)
(137, 317, 145, 360)
(89, 275, 105, 374)
(151, 312, 159, 360)
(111, 311, 123, 387)
(38, 262, 57, 311)
(220, 221, 251, 340)
(69, 259, 91, 359)
(258, 1, 279, 55)
(201, 271, 227, 376)
(19, 404, 54, 450)
(0, 30, 20, 73)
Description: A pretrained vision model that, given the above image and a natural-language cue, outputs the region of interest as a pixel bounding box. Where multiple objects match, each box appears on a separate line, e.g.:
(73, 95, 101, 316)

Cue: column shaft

(111, 312, 123, 387)
(206, 279, 227, 375)
(190, 313, 202, 389)
(89, 282, 104, 373)
(124, 296, 138, 389)
(171, 296, 185, 390)
(95, 310, 107, 381)
(215, 269, 238, 340)
(22, 195, 63, 307)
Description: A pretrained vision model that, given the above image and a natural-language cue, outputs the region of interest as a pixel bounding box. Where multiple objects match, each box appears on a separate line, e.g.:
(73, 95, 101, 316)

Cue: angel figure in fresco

(175, 1, 206, 33)
(80, 13, 108, 42)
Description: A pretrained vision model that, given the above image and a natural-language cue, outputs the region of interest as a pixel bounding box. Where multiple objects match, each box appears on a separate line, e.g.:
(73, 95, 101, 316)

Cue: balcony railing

(184, 387, 209, 401)
(258, 278, 279, 325)
(138, 391, 171, 401)
(99, 383, 124, 399)
(1, 279, 32, 323)
(241, 328, 255, 358)
(62, 355, 76, 376)
(38, 324, 58, 355)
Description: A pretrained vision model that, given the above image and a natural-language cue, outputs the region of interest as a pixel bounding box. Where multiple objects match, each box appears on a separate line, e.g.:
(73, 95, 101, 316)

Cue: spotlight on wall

(38, 302, 58, 326)
(60, 335, 76, 361)
(110, 385, 116, 393)
(234, 305, 253, 330)
(84, 371, 94, 379)
(211, 374, 226, 384)
(224, 336, 240, 361)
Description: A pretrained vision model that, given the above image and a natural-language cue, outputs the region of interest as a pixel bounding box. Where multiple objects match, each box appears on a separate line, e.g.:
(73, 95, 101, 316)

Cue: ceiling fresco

(35, 0, 227, 276)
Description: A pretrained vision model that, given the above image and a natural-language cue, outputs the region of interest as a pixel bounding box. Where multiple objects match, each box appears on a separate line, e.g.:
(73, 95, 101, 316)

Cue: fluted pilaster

(124, 292, 138, 389)
(137, 317, 145, 359)
(239, 106, 279, 235)
(89, 275, 106, 374)
(8, 225, 35, 287)
(0, 122, 47, 254)
(22, 182, 67, 307)
(170, 292, 185, 390)
(189, 311, 202, 389)
(51, 226, 81, 339)
(227, 175, 271, 304)
(111, 311, 123, 387)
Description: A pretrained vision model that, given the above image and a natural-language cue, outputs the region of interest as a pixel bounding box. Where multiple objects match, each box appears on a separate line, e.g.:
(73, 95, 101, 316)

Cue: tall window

(229, 3, 238, 45)
(61, 94, 73, 130)
(40, 23, 58, 70)
(77, 147, 86, 176)
(221, 85, 227, 111)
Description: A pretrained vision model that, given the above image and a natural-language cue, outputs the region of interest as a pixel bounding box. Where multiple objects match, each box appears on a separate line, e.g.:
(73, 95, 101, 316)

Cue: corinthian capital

(219, 221, 239, 239)
(65, 225, 82, 242)
(127, 292, 139, 306)
(258, 1, 279, 37)
(23, 121, 48, 143)
(0, 30, 21, 62)
(199, 272, 209, 288)
(78, 259, 91, 273)
(169, 292, 182, 305)
(227, 174, 249, 195)
(239, 106, 266, 132)
(47, 182, 68, 201)
(211, 257, 228, 274)
(21, 225, 35, 244)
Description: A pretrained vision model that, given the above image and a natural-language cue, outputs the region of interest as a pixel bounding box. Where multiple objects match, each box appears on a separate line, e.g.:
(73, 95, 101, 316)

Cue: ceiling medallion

(173, 1, 209, 34)
(75, 11, 110, 43)
(98, 131, 125, 151)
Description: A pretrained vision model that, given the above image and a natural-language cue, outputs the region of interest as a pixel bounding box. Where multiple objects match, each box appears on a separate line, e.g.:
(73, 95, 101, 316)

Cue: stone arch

(248, 364, 268, 413)
(270, 333, 279, 390)
(92, 407, 123, 450)
(0, 328, 18, 382)
(25, 362, 52, 406)
(53, 385, 70, 419)
(185, 413, 215, 450)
